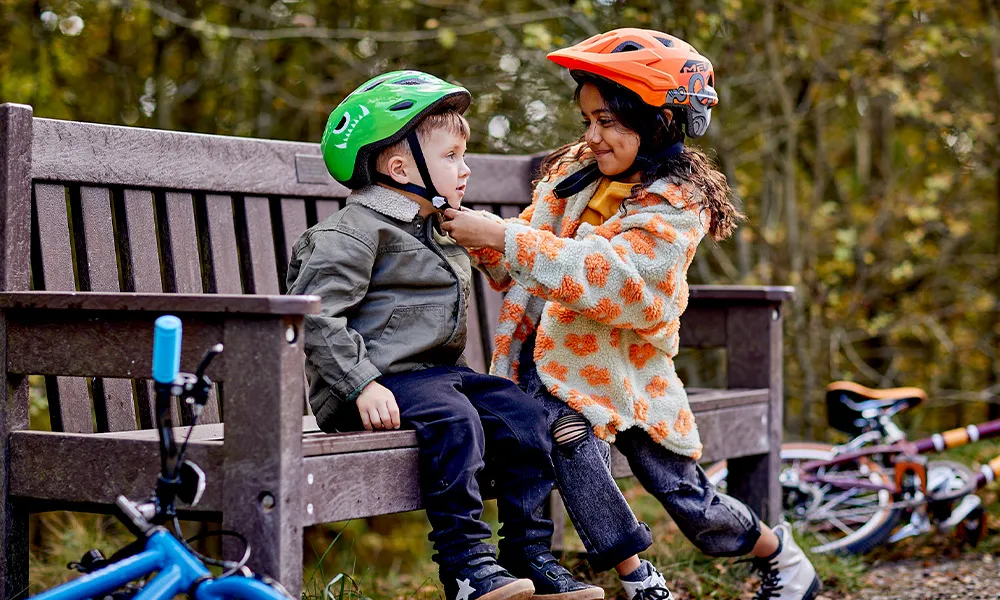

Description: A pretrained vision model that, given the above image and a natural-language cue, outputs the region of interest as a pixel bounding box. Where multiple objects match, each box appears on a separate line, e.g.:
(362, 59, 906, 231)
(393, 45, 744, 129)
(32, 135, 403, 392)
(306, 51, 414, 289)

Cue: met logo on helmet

(680, 60, 709, 74)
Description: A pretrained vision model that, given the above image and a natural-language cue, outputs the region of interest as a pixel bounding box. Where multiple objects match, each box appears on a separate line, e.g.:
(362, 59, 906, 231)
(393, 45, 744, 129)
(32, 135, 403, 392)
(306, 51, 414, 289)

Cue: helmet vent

(389, 100, 415, 111)
(362, 79, 386, 92)
(611, 41, 644, 53)
(395, 78, 424, 85)
(655, 36, 674, 47)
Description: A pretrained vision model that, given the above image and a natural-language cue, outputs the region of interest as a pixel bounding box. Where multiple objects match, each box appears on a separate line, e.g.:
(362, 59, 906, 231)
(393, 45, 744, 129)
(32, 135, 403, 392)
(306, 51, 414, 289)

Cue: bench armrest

(0, 291, 320, 315)
(0, 291, 317, 380)
(688, 285, 795, 303)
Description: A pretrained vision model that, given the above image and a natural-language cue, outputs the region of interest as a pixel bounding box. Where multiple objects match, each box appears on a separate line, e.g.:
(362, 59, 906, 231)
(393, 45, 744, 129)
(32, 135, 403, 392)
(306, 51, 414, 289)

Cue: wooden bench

(0, 102, 792, 598)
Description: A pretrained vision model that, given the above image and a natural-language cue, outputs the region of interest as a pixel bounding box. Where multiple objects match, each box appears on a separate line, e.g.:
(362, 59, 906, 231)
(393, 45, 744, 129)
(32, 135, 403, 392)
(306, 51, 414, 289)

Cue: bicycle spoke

(828, 515, 856, 536)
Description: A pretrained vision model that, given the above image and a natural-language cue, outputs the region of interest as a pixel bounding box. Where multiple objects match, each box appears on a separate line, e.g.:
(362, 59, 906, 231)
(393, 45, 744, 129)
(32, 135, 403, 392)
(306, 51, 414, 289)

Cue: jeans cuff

(700, 507, 763, 558)
(731, 509, 763, 557)
(585, 521, 653, 572)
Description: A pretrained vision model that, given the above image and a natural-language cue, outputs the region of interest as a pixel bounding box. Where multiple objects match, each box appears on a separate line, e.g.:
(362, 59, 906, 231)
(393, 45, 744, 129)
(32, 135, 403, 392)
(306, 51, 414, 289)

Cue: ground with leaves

(848, 553, 1000, 600)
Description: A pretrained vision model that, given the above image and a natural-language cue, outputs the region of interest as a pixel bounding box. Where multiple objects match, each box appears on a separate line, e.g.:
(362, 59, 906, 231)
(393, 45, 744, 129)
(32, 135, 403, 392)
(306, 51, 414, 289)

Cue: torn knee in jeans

(552, 413, 590, 449)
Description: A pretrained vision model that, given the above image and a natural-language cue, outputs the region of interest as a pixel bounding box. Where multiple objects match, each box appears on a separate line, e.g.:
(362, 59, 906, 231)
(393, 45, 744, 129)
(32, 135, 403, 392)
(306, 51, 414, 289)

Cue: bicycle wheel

(704, 443, 903, 554)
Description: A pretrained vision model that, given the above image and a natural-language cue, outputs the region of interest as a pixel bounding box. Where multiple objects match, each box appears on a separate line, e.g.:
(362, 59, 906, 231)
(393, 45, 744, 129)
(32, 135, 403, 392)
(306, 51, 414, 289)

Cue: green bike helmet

(321, 70, 472, 201)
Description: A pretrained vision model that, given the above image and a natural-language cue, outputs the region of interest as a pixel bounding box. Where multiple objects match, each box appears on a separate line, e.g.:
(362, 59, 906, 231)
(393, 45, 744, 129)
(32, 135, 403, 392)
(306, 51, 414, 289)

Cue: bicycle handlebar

(153, 316, 182, 384)
(152, 315, 184, 516)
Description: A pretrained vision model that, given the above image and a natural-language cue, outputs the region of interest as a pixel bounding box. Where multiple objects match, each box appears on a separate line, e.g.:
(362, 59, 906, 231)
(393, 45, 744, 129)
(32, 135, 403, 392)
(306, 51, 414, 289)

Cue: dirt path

(819, 553, 1000, 600)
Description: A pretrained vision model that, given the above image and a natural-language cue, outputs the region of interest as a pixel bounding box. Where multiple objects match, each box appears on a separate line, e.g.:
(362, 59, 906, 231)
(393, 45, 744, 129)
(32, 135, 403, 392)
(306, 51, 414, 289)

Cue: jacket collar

(346, 185, 421, 222)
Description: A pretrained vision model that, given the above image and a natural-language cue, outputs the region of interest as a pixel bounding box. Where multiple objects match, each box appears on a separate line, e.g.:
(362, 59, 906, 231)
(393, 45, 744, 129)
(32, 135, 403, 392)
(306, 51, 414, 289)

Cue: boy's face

(419, 128, 471, 209)
(390, 128, 471, 210)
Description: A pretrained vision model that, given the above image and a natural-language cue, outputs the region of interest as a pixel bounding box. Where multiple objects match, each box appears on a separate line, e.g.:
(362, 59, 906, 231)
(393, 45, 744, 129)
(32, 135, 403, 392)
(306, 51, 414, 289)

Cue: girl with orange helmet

(443, 28, 820, 600)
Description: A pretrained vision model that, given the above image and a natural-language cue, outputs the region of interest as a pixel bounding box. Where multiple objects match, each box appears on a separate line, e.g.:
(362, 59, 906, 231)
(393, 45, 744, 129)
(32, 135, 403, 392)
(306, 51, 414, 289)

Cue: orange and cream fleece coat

(469, 144, 709, 460)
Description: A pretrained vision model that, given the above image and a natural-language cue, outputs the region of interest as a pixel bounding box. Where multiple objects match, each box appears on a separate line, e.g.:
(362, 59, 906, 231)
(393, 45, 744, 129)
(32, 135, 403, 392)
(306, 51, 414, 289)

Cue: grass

(27, 512, 135, 596)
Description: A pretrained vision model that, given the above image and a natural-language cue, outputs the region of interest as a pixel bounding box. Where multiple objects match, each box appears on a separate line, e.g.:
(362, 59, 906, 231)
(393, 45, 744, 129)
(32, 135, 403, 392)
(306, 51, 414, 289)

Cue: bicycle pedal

(67, 549, 109, 573)
(938, 494, 982, 532)
(889, 512, 930, 543)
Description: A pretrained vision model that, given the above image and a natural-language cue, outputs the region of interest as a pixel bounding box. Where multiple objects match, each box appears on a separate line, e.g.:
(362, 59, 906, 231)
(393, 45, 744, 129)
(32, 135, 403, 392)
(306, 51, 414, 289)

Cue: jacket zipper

(421, 216, 465, 348)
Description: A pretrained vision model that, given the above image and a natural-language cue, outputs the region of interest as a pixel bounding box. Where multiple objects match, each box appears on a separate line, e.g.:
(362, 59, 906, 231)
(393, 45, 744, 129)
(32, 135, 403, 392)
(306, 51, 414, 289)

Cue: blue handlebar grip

(152, 315, 182, 384)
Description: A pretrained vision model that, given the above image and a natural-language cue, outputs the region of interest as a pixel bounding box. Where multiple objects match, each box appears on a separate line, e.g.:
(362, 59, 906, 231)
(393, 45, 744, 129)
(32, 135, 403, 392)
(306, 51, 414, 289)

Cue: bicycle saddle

(825, 381, 927, 435)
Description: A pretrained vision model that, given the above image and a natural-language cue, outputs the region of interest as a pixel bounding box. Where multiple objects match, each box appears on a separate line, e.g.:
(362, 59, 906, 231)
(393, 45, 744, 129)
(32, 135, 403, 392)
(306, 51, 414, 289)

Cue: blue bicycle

(33, 316, 293, 600)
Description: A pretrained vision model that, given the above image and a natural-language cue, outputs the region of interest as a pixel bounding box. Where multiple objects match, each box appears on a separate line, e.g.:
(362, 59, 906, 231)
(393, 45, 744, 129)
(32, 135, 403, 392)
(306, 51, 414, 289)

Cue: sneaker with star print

(441, 554, 535, 600)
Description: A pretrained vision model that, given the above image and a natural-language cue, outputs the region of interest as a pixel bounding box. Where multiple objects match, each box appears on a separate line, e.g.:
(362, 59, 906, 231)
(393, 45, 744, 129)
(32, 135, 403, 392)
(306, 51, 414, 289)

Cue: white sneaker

(620, 560, 675, 600)
(751, 523, 821, 600)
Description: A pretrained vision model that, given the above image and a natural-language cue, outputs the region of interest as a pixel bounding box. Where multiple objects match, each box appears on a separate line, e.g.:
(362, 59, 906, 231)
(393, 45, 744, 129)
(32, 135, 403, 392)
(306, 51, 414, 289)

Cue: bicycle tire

(705, 442, 904, 554)
(827, 504, 903, 555)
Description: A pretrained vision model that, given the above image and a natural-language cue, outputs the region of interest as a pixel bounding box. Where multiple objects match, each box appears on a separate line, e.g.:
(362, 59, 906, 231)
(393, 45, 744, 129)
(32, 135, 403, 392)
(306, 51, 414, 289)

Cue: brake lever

(195, 343, 224, 380)
(187, 343, 224, 407)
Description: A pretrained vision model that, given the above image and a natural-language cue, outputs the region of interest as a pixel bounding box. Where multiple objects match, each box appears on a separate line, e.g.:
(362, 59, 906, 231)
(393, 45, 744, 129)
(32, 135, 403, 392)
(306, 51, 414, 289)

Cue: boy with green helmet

(288, 71, 602, 600)
(321, 70, 470, 207)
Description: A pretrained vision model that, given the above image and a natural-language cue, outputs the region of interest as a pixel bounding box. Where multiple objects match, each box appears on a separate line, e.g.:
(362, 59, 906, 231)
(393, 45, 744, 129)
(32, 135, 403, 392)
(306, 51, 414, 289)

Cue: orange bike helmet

(547, 28, 719, 138)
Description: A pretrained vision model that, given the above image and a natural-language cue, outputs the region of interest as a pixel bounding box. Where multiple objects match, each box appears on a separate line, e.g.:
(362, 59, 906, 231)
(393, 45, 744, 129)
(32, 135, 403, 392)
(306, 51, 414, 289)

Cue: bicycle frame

(32, 529, 284, 600)
(800, 418, 1000, 494)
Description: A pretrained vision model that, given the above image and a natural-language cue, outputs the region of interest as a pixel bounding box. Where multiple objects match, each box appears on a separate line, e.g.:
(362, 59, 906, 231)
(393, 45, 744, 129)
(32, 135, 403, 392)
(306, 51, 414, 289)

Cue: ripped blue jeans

(520, 361, 761, 571)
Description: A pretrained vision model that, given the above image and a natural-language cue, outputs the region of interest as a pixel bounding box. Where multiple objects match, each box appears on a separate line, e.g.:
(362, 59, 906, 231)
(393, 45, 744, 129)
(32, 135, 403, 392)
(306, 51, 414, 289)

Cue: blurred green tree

(2, 0, 999, 438)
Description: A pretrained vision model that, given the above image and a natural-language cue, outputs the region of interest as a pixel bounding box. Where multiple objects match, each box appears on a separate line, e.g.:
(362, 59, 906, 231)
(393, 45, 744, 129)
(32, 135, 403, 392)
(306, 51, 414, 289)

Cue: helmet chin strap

(553, 141, 685, 199)
(375, 130, 450, 210)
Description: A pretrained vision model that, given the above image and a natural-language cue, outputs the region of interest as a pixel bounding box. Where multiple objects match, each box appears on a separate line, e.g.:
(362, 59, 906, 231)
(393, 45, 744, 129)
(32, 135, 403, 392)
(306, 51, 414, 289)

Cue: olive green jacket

(286, 185, 472, 431)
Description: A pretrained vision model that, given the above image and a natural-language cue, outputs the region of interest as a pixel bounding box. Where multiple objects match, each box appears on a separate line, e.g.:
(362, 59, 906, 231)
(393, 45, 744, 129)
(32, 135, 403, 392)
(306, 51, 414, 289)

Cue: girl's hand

(441, 208, 506, 251)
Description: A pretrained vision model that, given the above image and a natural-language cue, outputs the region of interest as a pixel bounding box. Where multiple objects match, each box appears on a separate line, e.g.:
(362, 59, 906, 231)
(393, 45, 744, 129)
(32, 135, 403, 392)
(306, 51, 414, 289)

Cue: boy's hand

(356, 381, 401, 430)
(441, 208, 506, 251)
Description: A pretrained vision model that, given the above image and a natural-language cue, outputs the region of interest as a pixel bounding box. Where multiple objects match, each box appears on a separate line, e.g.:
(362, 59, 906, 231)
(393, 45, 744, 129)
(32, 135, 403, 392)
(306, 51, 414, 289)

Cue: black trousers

(375, 365, 557, 568)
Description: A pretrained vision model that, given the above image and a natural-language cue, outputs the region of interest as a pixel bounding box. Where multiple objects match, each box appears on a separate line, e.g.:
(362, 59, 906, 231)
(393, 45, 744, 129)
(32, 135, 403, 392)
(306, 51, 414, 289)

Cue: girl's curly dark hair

(538, 72, 744, 241)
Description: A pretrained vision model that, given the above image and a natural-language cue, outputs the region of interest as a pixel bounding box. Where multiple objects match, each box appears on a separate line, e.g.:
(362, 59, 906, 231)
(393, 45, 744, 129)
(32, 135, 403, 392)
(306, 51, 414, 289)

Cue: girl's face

(579, 82, 641, 179)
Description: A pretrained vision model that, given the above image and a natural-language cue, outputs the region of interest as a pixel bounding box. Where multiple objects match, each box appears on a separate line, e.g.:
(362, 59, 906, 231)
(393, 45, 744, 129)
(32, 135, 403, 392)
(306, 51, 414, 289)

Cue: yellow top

(580, 179, 635, 226)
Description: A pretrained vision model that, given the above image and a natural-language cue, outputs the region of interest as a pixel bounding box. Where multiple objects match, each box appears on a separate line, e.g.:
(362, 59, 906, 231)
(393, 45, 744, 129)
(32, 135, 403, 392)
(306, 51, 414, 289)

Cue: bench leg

(221, 317, 304, 597)
(1, 100, 33, 600)
(726, 450, 781, 526)
(2, 373, 29, 599)
(0, 498, 28, 600)
(724, 304, 784, 527)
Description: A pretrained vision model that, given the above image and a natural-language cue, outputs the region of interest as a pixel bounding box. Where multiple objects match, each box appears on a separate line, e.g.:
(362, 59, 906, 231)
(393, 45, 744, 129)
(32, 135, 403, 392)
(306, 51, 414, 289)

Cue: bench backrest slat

(204, 194, 243, 295)
(279, 198, 308, 290)
(80, 186, 141, 432)
(463, 285, 487, 373)
(243, 196, 280, 295)
(122, 189, 163, 293)
(80, 186, 120, 292)
(120, 188, 167, 428)
(34, 184, 76, 291)
(315, 199, 340, 223)
(34, 183, 95, 432)
(165, 194, 227, 425)
(164, 192, 203, 294)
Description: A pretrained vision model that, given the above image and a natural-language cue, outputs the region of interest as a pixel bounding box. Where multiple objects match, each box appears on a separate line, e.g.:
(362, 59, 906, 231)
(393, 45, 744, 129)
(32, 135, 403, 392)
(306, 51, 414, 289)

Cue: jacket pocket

(370, 304, 448, 363)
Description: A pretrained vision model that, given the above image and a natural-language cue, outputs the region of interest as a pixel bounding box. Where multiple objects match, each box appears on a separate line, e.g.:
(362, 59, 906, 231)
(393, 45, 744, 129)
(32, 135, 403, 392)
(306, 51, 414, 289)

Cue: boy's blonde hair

(375, 110, 470, 173)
